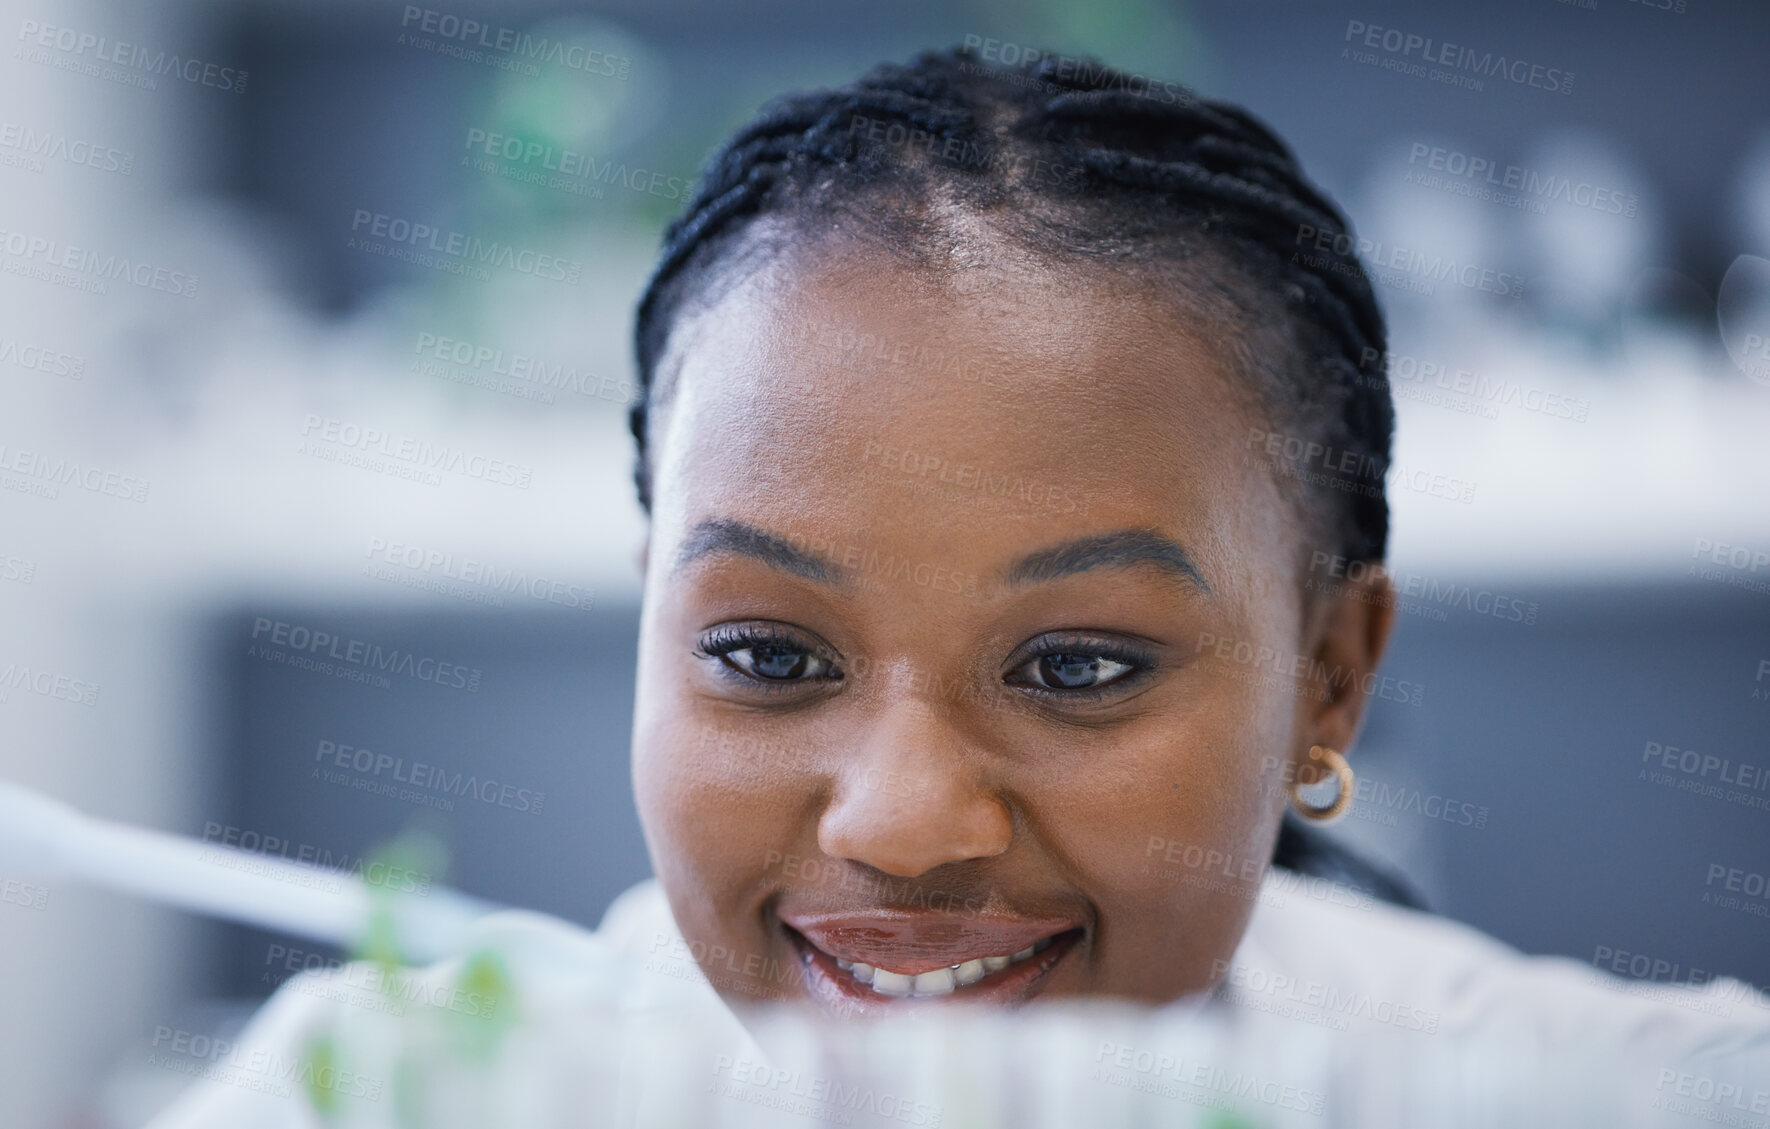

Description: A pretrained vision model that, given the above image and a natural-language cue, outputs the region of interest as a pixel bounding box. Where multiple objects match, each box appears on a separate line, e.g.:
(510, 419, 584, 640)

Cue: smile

(833, 934, 1058, 998)
(776, 908, 1087, 1011)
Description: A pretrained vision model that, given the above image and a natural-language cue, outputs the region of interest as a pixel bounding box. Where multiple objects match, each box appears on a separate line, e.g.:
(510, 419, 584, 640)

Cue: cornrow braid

(631, 45, 1392, 564)
(630, 65, 990, 477)
(1024, 80, 1390, 559)
(627, 45, 1411, 906)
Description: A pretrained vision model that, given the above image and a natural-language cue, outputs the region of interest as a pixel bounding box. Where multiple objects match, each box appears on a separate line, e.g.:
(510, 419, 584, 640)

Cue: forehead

(647, 247, 1281, 566)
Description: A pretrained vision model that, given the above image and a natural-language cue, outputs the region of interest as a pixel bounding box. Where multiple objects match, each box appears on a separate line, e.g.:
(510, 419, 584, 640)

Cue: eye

(1003, 634, 1157, 699)
(694, 623, 842, 689)
(729, 642, 832, 681)
(1019, 652, 1137, 690)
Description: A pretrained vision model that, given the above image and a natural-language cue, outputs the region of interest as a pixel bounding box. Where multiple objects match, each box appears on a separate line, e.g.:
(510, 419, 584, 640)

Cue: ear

(636, 532, 650, 582)
(1293, 560, 1398, 767)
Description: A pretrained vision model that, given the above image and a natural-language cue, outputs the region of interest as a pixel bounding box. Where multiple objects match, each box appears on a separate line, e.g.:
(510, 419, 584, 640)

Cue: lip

(779, 909, 1082, 974)
(778, 908, 1087, 1014)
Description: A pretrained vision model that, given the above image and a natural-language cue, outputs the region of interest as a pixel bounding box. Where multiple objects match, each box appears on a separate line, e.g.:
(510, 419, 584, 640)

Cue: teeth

(833, 938, 1061, 998)
(870, 969, 914, 997)
(913, 968, 956, 996)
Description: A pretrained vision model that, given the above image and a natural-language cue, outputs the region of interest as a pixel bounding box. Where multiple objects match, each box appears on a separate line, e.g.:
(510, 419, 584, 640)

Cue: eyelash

(692, 624, 1157, 703)
(1005, 633, 1159, 702)
(694, 623, 844, 695)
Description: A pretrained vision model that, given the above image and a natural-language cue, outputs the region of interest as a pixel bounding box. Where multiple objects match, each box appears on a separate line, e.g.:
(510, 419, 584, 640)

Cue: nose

(815, 699, 1013, 878)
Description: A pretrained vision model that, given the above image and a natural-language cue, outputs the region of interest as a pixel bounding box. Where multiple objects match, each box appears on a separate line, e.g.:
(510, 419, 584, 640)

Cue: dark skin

(629, 238, 1396, 1015)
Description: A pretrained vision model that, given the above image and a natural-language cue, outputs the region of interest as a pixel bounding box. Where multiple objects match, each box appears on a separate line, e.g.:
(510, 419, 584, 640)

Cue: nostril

(817, 762, 1012, 877)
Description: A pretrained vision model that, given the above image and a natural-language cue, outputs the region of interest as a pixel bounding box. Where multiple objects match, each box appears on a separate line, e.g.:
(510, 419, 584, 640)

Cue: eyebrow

(673, 518, 851, 588)
(672, 518, 1209, 594)
(1001, 528, 1210, 594)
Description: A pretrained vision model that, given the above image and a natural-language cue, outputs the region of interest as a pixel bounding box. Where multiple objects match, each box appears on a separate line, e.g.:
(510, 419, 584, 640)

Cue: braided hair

(628, 47, 1419, 907)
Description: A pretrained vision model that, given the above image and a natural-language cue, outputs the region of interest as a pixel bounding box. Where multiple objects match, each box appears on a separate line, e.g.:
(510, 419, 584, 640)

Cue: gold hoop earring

(1289, 745, 1354, 823)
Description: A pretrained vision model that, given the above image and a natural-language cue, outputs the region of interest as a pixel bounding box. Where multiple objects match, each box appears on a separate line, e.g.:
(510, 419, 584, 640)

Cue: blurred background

(1, 0, 1767, 1124)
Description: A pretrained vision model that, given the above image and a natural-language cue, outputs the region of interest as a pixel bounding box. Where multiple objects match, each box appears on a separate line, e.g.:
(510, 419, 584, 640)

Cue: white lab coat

(145, 870, 1770, 1128)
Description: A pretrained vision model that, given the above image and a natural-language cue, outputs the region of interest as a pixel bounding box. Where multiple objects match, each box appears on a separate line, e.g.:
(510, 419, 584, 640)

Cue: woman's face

(630, 243, 1392, 1016)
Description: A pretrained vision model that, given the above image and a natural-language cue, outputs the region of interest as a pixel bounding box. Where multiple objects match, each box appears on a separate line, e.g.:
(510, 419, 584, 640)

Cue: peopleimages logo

(1342, 19, 1574, 95)
(313, 739, 545, 815)
(1404, 143, 1638, 217)
(0, 440, 150, 503)
(1210, 958, 1441, 1033)
(148, 1024, 390, 1102)
(1689, 538, 1770, 598)
(1294, 223, 1525, 299)
(1642, 742, 1769, 793)
(299, 416, 534, 489)
(249, 617, 482, 692)
(0, 336, 85, 380)
(363, 537, 595, 612)
(397, 6, 630, 79)
(198, 822, 433, 896)
(15, 19, 248, 93)
(1198, 634, 1427, 706)
(2, 877, 49, 911)
(412, 332, 633, 405)
(711, 1055, 945, 1126)
(0, 121, 133, 176)
(347, 209, 583, 284)
(1092, 1041, 1325, 1114)
(0, 551, 35, 585)
(956, 34, 1198, 107)
(1357, 348, 1589, 423)
(1258, 756, 1486, 829)
(1245, 427, 1477, 506)
(462, 128, 684, 201)
(1307, 552, 1540, 626)
(1703, 863, 1770, 918)
(0, 661, 98, 707)
(0, 227, 198, 298)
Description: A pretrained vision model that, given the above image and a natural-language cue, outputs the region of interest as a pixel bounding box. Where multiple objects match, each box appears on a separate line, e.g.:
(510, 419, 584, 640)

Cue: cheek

(1044, 680, 1286, 900)
(1024, 651, 1295, 996)
(631, 661, 817, 901)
